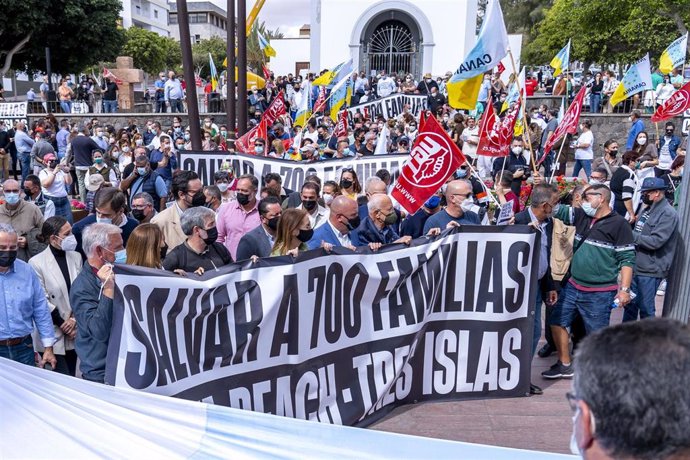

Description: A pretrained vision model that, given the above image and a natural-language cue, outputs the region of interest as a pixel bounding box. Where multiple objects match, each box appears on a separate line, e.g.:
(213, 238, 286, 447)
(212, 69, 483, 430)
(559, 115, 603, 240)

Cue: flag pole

(465, 159, 501, 207)
(302, 77, 350, 126)
(507, 49, 538, 175)
(548, 137, 568, 183)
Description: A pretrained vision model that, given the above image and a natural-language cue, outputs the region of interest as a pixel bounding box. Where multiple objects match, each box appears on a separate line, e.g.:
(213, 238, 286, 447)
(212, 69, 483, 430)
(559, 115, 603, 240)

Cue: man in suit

(307, 196, 362, 250)
(514, 183, 560, 395)
(236, 197, 282, 261)
(152, 170, 204, 251)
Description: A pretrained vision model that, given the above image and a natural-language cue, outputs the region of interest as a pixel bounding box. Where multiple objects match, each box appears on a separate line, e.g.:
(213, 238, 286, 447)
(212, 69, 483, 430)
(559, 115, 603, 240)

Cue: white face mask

(217, 183, 229, 193)
(589, 179, 603, 186)
(637, 137, 647, 145)
(512, 146, 523, 155)
(569, 410, 581, 455)
(322, 193, 334, 206)
(59, 234, 78, 252)
(460, 197, 474, 212)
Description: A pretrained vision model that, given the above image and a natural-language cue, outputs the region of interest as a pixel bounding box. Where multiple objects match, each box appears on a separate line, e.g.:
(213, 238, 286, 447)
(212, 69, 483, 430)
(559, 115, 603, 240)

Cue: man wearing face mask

(307, 195, 369, 250)
(423, 180, 481, 235)
(655, 121, 681, 176)
(214, 170, 237, 203)
(351, 194, 412, 246)
(70, 223, 123, 383)
(23, 174, 55, 218)
(217, 174, 261, 260)
(120, 155, 167, 212)
(0, 179, 44, 262)
(625, 110, 644, 151)
(543, 184, 635, 380)
(151, 170, 204, 251)
(297, 182, 328, 229)
(163, 206, 232, 275)
(568, 319, 690, 459)
(236, 196, 282, 261)
(131, 192, 156, 224)
(90, 127, 108, 151)
(514, 184, 560, 395)
(72, 188, 138, 256)
(493, 137, 529, 197)
(622, 178, 679, 322)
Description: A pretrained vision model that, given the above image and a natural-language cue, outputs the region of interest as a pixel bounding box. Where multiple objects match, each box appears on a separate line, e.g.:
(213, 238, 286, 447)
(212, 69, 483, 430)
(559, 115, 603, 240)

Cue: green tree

(121, 27, 181, 76)
(1, 0, 125, 75)
(524, 0, 689, 67)
(192, 36, 227, 78)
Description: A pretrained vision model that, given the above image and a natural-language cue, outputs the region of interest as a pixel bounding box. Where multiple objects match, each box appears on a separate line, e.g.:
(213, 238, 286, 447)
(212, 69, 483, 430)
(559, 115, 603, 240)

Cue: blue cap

(425, 195, 441, 209)
(640, 177, 666, 192)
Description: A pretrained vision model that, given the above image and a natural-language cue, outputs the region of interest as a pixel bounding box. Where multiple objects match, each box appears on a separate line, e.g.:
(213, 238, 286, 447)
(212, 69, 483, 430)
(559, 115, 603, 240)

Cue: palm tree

(247, 20, 283, 73)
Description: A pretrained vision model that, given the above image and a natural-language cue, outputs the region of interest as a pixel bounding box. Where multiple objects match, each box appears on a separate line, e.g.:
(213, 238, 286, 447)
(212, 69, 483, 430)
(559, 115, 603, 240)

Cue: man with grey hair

(423, 179, 481, 234)
(163, 206, 232, 275)
(351, 194, 412, 246)
(0, 178, 44, 261)
(0, 223, 57, 369)
(130, 192, 157, 223)
(70, 223, 123, 383)
(357, 176, 388, 221)
(569, 318, 690, 459)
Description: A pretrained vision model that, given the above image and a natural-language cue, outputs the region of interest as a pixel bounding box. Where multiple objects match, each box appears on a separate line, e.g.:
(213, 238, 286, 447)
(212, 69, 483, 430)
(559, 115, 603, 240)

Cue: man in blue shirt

(13, 122, 34, 181)
(154, 73, 166, 113)
(71, 223, 122, 383)
(55, 119, 70, 160)
(0, 223, 56, 368)
(626, 110, 645, 151)
(164, 71, 185, 113)
(423, 180, 481, 234)
(149, 134, 177, 189)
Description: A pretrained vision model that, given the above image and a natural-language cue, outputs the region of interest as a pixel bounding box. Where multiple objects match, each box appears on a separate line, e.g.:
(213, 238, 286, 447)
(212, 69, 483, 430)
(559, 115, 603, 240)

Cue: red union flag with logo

(541, 86, 586, 159)
(334, 109, 348, 138)
(476, 99, 521, 157)
(392, 114, 466, 214)
(236, 92, 286, 153)
(652, 80, 690, 122)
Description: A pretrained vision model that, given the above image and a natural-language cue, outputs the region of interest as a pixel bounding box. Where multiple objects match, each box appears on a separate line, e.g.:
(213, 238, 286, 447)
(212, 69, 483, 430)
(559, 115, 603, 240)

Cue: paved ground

(371, 295, 664, 454)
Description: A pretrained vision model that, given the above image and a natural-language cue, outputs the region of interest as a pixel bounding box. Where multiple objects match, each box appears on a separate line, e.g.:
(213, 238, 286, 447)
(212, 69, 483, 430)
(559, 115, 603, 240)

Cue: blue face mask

(114, 249, 127, 264)
(137, 167, 147, 176)
(255, 146, 265, 154)
(96, 217, 112, 225)
(455, 168, 468, 179)
(581, 201, 598, 217)
(4, 192, 19, 205)
(425, 195, 441, 209)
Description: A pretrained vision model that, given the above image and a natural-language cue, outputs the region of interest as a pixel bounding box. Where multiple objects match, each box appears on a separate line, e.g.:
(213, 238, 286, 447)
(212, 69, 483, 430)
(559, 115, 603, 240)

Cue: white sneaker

(657, 279, 667, 296)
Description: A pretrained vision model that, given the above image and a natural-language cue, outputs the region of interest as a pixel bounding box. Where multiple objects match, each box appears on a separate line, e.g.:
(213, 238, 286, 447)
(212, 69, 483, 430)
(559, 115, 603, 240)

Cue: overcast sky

(251, 0, 310, 37)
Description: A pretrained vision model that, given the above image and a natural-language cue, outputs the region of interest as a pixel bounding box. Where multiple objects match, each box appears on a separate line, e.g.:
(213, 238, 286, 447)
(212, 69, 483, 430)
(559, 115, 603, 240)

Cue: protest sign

(346, 94, 427, 124)
(496, 201, 515, 225)
(179, 151, 407, 193)
(0, 102, 27, 126)
(106, 227, 539, 427)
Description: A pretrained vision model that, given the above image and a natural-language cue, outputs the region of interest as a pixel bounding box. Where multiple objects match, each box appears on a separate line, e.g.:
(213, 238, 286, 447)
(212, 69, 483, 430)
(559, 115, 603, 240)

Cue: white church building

(270, 0, 522, 78)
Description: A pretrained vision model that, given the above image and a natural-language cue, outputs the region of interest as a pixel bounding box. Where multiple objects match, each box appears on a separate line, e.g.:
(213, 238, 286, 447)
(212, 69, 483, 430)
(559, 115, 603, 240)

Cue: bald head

(368, 193, 393, 215)
(3, 179, 19, 190)
(445, 180, 472, 212)
(329, 195, 359, 234)
(330, 195, 357, 215)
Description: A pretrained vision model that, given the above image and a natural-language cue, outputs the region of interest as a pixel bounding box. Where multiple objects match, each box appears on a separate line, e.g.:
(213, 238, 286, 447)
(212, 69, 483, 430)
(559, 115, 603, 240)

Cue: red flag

(235, 92, 286, 153)
(313, 87, 327, 114)
(419, 109, 427, 131)
(194, 73, 202, 87)
(262, 65, 271, 81)
(496, 62, 506, 74)
(476, 100, 521, 157)
(391, 115, 466, 214)
(541, 86, 587, 160)
(102, 68, 123, 85)
(334, 109, 348, 138)
(652, 80, 690, 122)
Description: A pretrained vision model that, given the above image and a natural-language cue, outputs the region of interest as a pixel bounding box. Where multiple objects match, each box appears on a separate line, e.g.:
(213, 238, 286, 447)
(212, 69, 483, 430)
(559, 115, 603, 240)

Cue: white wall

(270, 38, 311, 76)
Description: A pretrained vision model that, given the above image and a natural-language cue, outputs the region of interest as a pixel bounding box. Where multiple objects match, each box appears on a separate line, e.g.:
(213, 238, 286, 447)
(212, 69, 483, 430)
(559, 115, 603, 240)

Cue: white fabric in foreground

(0, 358, 575, 459)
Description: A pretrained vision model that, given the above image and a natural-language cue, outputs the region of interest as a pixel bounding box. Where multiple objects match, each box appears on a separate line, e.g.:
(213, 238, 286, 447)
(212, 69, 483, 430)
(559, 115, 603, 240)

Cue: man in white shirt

(164, 71, 185, 113)
(461, 117, 480, 161)
(377, 71, 396, 98)
(297, 182, 329, 229)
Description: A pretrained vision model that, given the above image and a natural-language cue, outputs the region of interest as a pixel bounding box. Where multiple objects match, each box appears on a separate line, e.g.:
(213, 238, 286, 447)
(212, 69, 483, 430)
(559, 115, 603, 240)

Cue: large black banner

(106, 227, 538, 427)
(179, 151, 407, 191)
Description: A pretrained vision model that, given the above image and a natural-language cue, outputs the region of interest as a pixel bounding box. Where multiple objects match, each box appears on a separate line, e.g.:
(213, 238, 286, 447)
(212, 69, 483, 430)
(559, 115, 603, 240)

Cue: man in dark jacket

(351, 194, 411, 246)
(623, 177, 679, 322)
(236, 197, 281, 261)
(71, 125, 101, 202)
(71, 223, 122, 383)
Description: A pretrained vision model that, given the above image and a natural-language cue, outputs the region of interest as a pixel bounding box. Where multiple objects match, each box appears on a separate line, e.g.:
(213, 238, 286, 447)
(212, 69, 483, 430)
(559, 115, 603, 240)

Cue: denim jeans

(169, 99, 184, 113)
(572, 159, 592, 180)
(156, 100, 166, 113)
(0, 335, 35, 366)
(60, 100, 72, 113)
(103, 99, 118, 113)
(18, 152, 31, 181)
(45, 195, 73, 224)
(622, 275, 662, 322)
(550, 282, 616, 334)
(590, 94, 601, 113)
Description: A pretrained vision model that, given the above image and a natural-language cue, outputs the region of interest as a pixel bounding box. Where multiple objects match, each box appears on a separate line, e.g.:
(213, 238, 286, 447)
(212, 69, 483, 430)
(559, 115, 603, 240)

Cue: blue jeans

(45, 195, 74, 224)
(573, 159, 592, 180)
(0, 335, 35, 366)
(169, 99, 184, 113)
(60, 100, 72, 113)
(590, 93, 601, 113)
(103, 99, 118, 113)
(550, 282, 616, 334)
(18, 152, 31, 181)
(622, 275, 662, 322)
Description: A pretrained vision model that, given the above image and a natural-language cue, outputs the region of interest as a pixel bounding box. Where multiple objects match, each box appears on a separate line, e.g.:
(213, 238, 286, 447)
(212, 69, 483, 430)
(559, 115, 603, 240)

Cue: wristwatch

(620, 286, 631, 293)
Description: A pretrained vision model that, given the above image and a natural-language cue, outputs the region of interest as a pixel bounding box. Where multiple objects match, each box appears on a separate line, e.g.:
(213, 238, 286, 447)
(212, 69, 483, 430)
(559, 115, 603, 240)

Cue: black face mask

(297, 228, 314, 242)
(189, 191, 206, 208)
(48, 161, 58, 169)
(340, 179, 353, 189)
(345, 215, 361, 231)
(160, 244, 168, 259)
(642, 193, 655, 206)
(666, 130, 674, 136)
(0, 250, 17, 268)
(267, 215, 280, 231)
(23, 187, 33, 197)
(609, 149, 619, 156)
(132, 209, 147, 222)
(236, 192, 251, 206)
(302, 200, 317, 211)
(202, 226, 218, 246)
